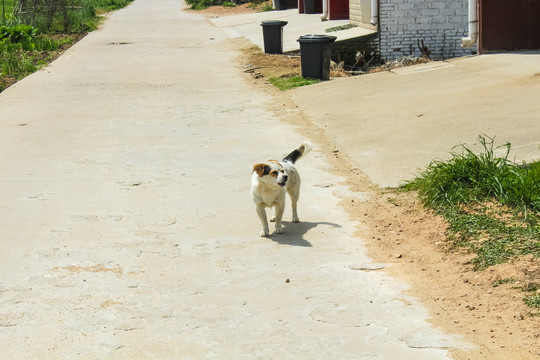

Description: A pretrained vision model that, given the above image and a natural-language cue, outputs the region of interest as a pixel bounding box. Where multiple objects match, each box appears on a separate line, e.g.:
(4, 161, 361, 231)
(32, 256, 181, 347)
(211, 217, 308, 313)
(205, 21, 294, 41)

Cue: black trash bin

(303, 0, 316, 13)
(260, 20, 288, 54)
(297, 35, 337, 80)
(274, 0, 287, 10)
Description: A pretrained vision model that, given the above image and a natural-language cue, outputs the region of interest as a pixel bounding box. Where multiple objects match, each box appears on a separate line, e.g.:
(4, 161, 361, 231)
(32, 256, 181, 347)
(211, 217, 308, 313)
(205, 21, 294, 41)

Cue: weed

(524, 294, 540, 310)
(325, 24, 357, 33)
(492, 277, 516, 287)
(403, 135, 540, 270)
(268, 75, 320, 90)
(1, 50, 36, 78)
(2, 0, 133, 32)
(404, 135, 540, 213)
(185, 0, 224, 10)
(260, 2, 273, 11)
(522, 283, 540, 312)
(403, 135, 540, 310)
(1, 0, 130, 92)
(0, 24, 38, 44)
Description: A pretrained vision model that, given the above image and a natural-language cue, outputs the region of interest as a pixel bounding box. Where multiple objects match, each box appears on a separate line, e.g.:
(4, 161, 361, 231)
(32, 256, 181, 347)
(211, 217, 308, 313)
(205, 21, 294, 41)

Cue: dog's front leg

(274, 202, 285, 234)
(256, 204, 270, 237)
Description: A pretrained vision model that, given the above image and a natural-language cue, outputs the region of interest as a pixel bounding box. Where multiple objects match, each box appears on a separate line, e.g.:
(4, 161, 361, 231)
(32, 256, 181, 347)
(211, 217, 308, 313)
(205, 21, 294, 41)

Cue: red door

(480, 0, 540, 52)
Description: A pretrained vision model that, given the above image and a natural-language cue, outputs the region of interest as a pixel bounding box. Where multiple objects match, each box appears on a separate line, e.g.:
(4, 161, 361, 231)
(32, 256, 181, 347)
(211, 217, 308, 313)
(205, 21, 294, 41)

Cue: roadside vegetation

(268, 75, 320, 90)
(0, 0, 133, 92)
(403, 135, 540, 312)
(185, 0, 272, 11)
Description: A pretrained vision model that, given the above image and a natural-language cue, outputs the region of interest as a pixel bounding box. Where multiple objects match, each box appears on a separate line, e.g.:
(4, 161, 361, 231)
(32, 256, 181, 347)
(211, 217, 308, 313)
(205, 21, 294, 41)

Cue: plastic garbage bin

(260, 20, 288, 54)
(297, 34, 337, 80)
(303, 0, 316, 13)
(274, 0, 288, 10)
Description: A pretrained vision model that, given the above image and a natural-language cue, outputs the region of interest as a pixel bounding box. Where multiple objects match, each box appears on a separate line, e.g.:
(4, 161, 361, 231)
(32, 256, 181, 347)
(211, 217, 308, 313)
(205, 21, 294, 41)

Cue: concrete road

(290, 55, 540, 187)
(0, 0, 467, 358)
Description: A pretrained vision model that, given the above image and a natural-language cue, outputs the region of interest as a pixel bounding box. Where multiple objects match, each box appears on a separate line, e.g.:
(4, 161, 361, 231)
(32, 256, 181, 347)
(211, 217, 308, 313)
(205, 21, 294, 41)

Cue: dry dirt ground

(195, 4, 540, 360)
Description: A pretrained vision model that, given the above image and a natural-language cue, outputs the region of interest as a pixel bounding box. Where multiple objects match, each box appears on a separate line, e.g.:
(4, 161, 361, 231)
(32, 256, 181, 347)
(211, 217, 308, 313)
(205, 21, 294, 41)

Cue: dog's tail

(283, 141, 312, 164)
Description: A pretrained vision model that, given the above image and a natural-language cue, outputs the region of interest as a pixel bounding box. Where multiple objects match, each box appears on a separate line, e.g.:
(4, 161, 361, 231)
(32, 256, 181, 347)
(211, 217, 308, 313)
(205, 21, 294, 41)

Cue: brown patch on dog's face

(253, 163, 270, 177)
(254, 161, 288, 187)
(253, 161, 285, 177)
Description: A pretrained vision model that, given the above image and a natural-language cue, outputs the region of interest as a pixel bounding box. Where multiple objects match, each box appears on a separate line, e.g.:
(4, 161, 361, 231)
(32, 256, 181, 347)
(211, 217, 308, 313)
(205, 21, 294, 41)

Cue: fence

(2, 0, 86, 32)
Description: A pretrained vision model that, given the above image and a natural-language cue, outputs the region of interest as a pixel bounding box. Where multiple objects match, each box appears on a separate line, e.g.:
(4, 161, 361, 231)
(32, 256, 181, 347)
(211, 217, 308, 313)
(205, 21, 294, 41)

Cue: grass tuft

(403, 135, 540, 311)
(268, 75, 320, 90)
(325, 24, 358, 33)
(404, 135, 540, 214)
(402, 135, 540, 271)
(524, 294, 540, 310)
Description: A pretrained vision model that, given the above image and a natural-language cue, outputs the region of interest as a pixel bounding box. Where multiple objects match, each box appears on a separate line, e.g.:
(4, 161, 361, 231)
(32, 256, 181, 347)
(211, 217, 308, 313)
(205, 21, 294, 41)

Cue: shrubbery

(404, 135, 540, 271)
(185, 0, 227, 10)
(185, 0, 269, 10)
(2, 0, 134, 33)
(0, 24, 38, 44)
(0, 0, 134, 92)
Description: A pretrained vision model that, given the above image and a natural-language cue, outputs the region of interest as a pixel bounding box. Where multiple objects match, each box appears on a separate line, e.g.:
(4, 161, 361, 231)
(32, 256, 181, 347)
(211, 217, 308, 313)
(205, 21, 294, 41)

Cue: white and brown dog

(251, 141, 312, 237)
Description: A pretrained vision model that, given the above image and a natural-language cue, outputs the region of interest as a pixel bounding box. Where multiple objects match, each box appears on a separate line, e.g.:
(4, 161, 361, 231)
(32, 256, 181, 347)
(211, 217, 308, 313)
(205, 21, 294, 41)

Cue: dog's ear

(253, 163, 270, 177)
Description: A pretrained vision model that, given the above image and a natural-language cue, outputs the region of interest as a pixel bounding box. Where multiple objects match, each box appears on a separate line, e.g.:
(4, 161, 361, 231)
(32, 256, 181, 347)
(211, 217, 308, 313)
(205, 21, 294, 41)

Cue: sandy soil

(193, 4, 540, 359)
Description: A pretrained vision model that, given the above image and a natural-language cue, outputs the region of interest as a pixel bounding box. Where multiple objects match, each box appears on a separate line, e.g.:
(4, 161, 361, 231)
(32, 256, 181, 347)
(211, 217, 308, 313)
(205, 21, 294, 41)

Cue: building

(345, 0, 539, 61)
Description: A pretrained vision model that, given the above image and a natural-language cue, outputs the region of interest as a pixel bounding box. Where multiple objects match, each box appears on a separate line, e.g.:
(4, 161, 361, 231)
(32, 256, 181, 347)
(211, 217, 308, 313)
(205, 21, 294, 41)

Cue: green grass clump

(268, 75, 320, 90)
(403, 135, 540, 270)
(522, 283, 540, 314)
(524, 294, 540, 310)
(0, 50, 37, 78)
(405, 135, 540, 212)
(2, 0, 134, 33)
(1, 0, 131, 92)
(184, 0, 225, 10)
(492, 277, 516, 287)
(325, 24, 357, 33)
(0, 32, 74, 85)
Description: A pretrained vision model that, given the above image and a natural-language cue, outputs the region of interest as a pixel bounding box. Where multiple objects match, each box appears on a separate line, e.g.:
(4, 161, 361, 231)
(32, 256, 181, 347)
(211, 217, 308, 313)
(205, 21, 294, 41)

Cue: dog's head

(252, 161, 288, 187)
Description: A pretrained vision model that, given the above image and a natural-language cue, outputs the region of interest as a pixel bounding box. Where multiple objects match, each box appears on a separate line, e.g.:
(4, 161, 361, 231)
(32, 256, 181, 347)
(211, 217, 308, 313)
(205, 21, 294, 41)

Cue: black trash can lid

(261, 20, 288, 27)
(297, 34, 337, 43)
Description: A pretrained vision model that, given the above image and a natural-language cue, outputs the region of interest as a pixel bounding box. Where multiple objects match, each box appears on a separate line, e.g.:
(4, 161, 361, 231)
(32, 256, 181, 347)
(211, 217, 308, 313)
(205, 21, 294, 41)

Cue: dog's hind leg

(256, 204, 270, 237)
(288, 188, 300, 223)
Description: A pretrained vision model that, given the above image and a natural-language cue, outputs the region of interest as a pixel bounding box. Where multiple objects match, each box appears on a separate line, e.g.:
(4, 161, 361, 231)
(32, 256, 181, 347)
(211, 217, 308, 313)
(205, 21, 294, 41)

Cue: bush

(403, 135, 540, 270)
(0, 50, 37, 79)
(8, 0, 134, 33)
(0, 25, 38, 44)
(185, 0, 228, 10)
(268, 75, 320, 90)
(404, 135, 540, 213)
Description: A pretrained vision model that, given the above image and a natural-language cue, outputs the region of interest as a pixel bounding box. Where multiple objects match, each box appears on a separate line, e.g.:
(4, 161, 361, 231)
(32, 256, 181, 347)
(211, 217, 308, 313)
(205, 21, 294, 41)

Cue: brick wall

(330, 33, 380, 65)
(378, 0, 477, 61)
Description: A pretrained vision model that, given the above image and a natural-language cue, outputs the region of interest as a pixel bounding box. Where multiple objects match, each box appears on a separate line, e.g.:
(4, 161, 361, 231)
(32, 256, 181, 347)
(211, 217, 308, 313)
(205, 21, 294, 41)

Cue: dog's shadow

(268, 221, 341, 247)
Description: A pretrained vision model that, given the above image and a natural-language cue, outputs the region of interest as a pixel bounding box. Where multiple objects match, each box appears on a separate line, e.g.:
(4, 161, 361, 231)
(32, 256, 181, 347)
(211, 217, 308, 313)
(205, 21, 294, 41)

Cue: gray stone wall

(378, 0, 476, 61)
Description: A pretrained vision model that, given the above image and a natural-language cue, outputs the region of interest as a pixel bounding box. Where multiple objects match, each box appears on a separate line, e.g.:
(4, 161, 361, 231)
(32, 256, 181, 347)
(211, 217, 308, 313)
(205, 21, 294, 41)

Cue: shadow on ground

(269, 221, 342, 247)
